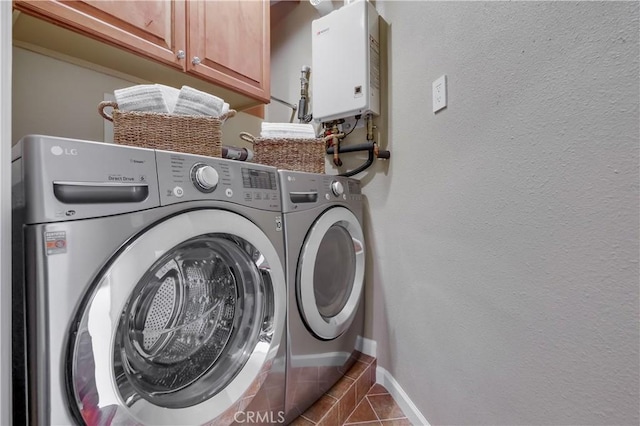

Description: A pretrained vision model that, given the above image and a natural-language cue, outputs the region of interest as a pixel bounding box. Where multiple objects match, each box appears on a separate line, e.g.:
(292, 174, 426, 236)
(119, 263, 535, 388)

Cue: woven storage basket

(240, 132, 326, 173)
(98, 101, 236, 157)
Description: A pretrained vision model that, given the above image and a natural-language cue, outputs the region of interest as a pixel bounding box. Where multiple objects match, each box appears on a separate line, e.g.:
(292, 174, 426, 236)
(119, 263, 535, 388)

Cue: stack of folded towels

(260, 122, 317, 139)
(114, 84, 230, 119)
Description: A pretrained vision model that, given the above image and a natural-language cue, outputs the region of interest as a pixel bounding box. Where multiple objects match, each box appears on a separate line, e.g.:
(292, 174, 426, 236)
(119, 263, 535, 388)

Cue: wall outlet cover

(432, 75, 447, 113)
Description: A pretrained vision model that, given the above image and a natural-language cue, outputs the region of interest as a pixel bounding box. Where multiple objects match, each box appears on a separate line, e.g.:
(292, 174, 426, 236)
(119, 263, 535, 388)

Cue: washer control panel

(191, 163, 219, 193)
(156, 150, 281, 211)
(279, 170, 362, 213)
(330, 180, 344, 197)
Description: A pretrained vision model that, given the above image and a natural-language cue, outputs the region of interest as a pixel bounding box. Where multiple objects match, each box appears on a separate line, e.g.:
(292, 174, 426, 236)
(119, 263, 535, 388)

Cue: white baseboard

(356, 336, 377, 358)
(376, 367, 430, 426)
(356, 337, 429, 425)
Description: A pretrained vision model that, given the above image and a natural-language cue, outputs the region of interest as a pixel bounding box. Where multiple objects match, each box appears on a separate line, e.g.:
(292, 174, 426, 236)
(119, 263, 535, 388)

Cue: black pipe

(221, 145, 252, 161)
(339, 146, 375, 177)
(327, 142, 391, 159)
(377, 149, 391, 159)
(327, 139, 391, 176)
(326, 142, 374, 154)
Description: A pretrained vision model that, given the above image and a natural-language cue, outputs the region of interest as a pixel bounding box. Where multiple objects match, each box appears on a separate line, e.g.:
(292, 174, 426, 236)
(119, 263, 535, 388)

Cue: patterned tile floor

(343, 384, 411, 426)
(291, 353, 411, 425)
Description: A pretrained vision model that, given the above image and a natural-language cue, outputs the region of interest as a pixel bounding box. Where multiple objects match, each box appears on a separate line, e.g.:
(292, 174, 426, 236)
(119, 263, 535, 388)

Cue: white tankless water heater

(311, 0, 380, 124)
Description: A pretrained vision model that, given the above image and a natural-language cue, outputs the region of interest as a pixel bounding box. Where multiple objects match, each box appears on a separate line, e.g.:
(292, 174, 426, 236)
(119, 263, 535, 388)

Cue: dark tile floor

(343, 384, 411, 426)
(291, 353, 411, 426)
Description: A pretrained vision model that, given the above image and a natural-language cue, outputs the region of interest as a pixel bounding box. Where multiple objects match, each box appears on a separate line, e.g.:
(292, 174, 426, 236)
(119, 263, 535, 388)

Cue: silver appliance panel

(66, 209, 285, 425)
(14, 135, 160, 225)
(279, 170, 366, 422)
(279, 170, 362, 213)
(19, 201, 286, 426)
(12, 135, 287, 426)
(155, 150, 281, 212)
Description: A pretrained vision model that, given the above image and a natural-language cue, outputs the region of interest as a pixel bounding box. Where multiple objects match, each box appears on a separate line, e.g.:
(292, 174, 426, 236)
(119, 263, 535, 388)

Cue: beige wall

(270, 1, 639, 425)
(12, 47, 261, 149)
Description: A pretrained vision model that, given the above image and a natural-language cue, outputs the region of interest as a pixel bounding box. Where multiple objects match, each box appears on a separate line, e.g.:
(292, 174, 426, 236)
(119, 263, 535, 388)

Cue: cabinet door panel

(188, 0, 270, 103)
(15, 0, 186, 69)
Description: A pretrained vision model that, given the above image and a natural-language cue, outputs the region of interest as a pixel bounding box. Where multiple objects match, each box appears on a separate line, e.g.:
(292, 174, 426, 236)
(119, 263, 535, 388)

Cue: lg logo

(51, 146, 78, 156)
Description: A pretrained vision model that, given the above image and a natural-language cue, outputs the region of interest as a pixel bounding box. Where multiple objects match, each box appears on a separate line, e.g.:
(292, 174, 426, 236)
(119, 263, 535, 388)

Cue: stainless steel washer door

(68, 210, 285, 426)
(297, 207, 365, 340)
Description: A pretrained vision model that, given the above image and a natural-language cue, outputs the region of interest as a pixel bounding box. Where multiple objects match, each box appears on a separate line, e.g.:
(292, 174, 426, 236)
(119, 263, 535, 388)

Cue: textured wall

(270, 1, 639, 424)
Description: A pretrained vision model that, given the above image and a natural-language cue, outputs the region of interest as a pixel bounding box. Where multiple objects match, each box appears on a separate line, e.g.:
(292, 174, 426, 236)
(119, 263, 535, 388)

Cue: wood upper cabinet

(14, 0, 186, 69)
(187, 1, 270, 103)
(13, 0, 270, 103)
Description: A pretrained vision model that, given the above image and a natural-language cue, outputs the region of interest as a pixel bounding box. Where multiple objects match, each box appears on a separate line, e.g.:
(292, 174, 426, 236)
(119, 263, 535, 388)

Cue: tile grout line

(300, 414, 315, 424)
(366, 387, 389, 397)
(341, 382, 359, 425)
(365, 395, 382, 422)
(318, 394, 339, 425)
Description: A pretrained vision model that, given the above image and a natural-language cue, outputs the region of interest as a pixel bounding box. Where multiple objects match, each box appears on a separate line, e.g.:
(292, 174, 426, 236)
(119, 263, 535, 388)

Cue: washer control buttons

(330, 180, 344, 197)
(173, 186, 184, 198)
(191, 163, 219, 193)
(225, 188, 234, 198)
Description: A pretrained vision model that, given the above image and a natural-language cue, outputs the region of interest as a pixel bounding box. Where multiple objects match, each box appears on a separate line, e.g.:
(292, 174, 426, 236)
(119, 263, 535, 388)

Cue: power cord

(341, 115, 361, 138)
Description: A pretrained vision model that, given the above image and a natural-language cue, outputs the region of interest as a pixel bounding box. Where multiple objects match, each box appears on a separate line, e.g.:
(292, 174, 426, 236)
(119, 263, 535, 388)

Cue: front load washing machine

(12, 135, 287, 425)
(279, 171, 366, 422)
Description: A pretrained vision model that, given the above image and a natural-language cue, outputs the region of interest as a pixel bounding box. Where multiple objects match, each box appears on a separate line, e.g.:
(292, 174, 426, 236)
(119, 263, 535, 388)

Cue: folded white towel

(220, 102, 230, 122)
(261, 122, 316, 131)
(261, 127, 317, 134)
(261, 132, 318, 139)
(261, 122, 316, 139)
(173, 86, 224, 117)
(156, 84, 180, 113)
(114, 84, 168, 113)
(260, 130, 316, 139)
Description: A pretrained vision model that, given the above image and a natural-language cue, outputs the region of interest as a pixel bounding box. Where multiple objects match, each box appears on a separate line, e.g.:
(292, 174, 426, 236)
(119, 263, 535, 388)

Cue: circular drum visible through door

(297, 206, 365, 340)
(67, 210, 285, 426)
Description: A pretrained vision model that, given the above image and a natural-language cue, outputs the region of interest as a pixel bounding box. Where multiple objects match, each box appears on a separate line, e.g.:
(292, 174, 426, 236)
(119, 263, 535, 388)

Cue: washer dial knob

(330, 180, 344, 197)
(192, 164, 219, 192)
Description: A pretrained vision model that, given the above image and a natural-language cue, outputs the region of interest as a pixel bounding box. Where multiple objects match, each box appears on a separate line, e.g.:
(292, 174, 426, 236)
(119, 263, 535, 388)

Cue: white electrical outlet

(432, 75, 447, 113)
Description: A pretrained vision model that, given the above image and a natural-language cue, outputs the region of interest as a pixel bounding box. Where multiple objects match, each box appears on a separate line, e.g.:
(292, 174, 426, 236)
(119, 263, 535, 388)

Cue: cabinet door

(14, 0, 187, 69)
(187, 0, 270, 103)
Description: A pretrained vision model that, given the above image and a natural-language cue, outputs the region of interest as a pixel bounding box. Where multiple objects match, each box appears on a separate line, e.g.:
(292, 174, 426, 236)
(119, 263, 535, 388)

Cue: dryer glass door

(298, 207, 365, 340)
(68, 210, 285, 426)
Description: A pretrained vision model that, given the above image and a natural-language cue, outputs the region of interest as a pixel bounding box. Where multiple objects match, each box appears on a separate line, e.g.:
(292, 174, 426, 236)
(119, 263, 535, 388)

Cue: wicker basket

(239, 132, 326, 173)
(98, 101, 236, 157)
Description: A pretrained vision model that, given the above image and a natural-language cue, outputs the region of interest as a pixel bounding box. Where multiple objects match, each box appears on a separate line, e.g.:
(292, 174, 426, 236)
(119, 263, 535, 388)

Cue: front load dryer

(279, 171, 366, 422)
(12, 135, 287, 425)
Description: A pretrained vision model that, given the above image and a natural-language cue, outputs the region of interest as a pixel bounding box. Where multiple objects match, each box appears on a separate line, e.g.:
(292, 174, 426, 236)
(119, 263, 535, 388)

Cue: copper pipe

(366, 114, 374, 141)
(331, 123, 342, 167)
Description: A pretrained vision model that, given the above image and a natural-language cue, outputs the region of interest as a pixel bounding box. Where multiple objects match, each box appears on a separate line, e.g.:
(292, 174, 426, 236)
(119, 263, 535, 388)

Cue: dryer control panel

(156, 150, 281, 211)
(279, 170, 362, 214)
